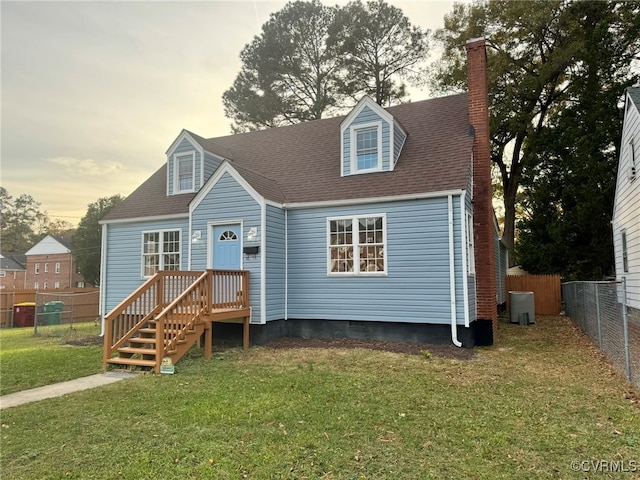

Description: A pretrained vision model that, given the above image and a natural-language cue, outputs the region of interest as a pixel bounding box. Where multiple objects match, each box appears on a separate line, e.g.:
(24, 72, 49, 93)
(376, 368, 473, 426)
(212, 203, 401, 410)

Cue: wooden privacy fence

(0, 288, 100, 327)
(505, 275, 561, 315)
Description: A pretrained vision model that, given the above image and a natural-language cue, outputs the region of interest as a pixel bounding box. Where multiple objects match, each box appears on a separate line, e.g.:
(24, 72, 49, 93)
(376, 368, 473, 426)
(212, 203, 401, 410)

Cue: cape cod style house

(101, 39, 503, 372)
(612, 87, 640, 317)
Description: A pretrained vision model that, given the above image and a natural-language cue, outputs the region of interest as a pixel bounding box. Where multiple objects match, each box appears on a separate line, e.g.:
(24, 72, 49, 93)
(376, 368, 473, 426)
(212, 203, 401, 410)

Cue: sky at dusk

(1, 0, 458, 225)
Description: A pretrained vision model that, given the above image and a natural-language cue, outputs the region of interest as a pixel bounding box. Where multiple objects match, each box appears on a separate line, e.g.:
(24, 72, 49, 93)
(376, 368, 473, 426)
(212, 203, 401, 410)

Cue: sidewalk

(0, 372, 138, 410)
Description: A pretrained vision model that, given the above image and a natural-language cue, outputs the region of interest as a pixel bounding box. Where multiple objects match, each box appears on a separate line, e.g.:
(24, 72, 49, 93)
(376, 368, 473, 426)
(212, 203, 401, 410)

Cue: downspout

(448, 195, 462, 347)
(99, 223, 107, 337)
(260, 203, 267, 324)
(188, 211, 192, 270)
(460, 192, 470, 328)
(284, 209, 288, 320)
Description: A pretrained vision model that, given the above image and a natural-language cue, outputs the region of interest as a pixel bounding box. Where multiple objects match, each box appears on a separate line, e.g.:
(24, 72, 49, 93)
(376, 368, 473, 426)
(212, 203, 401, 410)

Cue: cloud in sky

(47, 157, 125, 177)
(1, 1, 457, 225)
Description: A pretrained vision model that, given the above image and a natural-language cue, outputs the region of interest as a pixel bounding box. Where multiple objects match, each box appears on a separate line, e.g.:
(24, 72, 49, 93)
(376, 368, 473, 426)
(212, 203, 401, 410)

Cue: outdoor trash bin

(13, 302, 36, 328)
(43, 301, 64, 325)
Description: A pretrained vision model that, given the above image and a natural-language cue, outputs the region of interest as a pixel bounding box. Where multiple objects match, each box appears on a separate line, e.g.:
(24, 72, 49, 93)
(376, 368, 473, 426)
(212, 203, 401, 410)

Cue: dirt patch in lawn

(64, 336, 103, 346)
(264, 337, 475, 360)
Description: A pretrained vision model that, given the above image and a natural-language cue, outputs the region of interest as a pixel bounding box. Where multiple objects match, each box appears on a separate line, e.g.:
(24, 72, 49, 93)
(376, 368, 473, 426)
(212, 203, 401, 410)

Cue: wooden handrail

(104, 269, 250, 372)
(210, 269, 250, 309)
(103, 271, 203, 367)
(155, 270, 211, 370)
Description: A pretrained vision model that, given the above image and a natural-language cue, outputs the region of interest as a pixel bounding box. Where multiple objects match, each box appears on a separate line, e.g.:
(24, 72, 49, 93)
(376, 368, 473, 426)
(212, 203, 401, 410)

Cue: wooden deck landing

(202, 307, 251, 359)
(104, 270, 251, 373)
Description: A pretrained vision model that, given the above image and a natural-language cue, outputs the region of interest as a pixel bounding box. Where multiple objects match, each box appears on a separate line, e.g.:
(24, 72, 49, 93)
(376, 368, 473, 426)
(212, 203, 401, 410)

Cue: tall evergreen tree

(223, 0, 429, 131)
(329, 0, 429, 106)
(223, 0, 340, 132)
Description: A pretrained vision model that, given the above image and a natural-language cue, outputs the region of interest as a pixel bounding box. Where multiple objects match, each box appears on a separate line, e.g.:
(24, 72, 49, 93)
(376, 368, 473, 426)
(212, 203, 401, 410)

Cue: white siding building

(612, 87, 640, 311)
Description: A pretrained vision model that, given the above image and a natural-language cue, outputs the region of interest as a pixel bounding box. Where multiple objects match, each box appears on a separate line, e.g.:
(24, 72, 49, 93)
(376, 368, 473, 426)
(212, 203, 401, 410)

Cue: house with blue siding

(100, 39, 500, 370)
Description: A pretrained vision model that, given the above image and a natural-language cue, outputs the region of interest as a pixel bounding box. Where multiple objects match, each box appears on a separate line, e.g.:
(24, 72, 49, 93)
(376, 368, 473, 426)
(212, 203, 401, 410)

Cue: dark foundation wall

(209, 319, 479, 349)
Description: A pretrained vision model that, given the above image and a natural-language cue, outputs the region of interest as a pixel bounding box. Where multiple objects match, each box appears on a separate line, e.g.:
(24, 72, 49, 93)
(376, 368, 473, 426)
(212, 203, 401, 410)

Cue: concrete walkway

(0, 372, 138, 410)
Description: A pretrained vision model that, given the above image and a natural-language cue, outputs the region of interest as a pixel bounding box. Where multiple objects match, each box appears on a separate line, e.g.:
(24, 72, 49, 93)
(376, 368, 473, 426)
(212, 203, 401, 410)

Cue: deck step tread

(128, 337, 157, 345)
(117, 347, 156, 355)
(106, 357, 156, 367)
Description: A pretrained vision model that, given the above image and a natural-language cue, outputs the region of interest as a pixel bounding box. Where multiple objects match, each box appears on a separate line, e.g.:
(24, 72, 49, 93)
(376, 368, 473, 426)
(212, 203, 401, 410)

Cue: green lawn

(1, 316, 639, 479)
(0, 322, 103, 395)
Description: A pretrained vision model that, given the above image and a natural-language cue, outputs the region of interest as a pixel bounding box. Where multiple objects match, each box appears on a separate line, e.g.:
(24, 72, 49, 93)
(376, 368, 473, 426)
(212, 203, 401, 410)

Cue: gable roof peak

(340, 96, 395, 129)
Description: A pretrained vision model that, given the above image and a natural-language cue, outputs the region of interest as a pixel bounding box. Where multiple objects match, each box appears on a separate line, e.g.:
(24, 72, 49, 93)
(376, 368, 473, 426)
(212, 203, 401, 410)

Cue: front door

(212, 224, 241, 270)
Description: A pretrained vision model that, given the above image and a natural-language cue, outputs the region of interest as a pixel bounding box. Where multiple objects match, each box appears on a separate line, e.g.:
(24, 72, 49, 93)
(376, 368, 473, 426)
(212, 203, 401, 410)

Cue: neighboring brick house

(24, 235, 87, 290)
(0, 253, 27, 290)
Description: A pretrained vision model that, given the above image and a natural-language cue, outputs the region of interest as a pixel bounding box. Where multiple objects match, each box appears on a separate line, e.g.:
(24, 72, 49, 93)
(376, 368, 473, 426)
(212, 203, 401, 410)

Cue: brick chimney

(466, 38, 498, 344)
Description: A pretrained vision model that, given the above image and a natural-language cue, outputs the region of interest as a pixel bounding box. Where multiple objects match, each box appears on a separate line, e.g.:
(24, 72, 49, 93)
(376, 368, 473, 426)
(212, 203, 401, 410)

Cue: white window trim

(35, 263, 40, 275)
(350, 121, 383, 175)
(34, 282, 39, 290)
(44, 263, 49, 273)
(54, 282, 60, 289)
(0, 271, 5, 278)
(173, 151, 196, 193)
(326, 214, 387, 276)
(466, 212, 476, 276)
(55, 262, 60, 274)
(621, 229, 628, 273)
(140, 229, 182, 278)
(630, 138, 637, 182)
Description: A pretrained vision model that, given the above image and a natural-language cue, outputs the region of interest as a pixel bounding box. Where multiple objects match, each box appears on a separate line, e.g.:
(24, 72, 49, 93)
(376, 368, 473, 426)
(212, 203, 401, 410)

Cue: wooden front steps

(106, 319, 206, 371)
(104, 270, 251, 373)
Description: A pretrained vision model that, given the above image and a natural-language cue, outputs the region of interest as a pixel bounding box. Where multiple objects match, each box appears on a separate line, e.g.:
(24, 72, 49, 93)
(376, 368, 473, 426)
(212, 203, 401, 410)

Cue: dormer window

(175, 153, 195, 192)
(340, 97, 406, 177)
(351, 122, 382, 173)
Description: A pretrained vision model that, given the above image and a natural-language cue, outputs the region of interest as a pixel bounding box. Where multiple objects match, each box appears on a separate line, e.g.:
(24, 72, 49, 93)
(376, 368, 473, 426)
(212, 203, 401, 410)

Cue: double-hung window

(351, 122, 382, 173)
(175, 153, 195, 192)
(466, 212, 475, 275)
(328, 215, 386, 275)
(35, 263, 40, 275)
(631, 138, 637, 181)
(622, 230, 629, 273)
(142, 230, 181, 277)
(55, 262, 60, 274)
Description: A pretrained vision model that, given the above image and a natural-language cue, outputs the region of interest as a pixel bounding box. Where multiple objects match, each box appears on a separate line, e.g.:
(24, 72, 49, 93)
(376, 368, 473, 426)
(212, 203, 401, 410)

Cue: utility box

(509, 291, 535, 325)
(13, 302, 36, 328)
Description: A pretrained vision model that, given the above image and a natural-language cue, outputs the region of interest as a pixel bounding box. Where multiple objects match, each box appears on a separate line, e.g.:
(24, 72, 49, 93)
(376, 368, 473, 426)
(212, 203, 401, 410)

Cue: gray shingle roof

(103, 165, 195, 221)
(0, 253, 26, 271)
(104, 93, 474, 221)
(628, 86, 640, 110)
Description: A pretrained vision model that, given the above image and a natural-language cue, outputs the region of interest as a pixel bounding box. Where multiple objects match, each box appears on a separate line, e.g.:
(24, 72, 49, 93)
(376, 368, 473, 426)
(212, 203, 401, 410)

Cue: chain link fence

(32, 290, 100, 334)
(562, 280, 640, 391)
